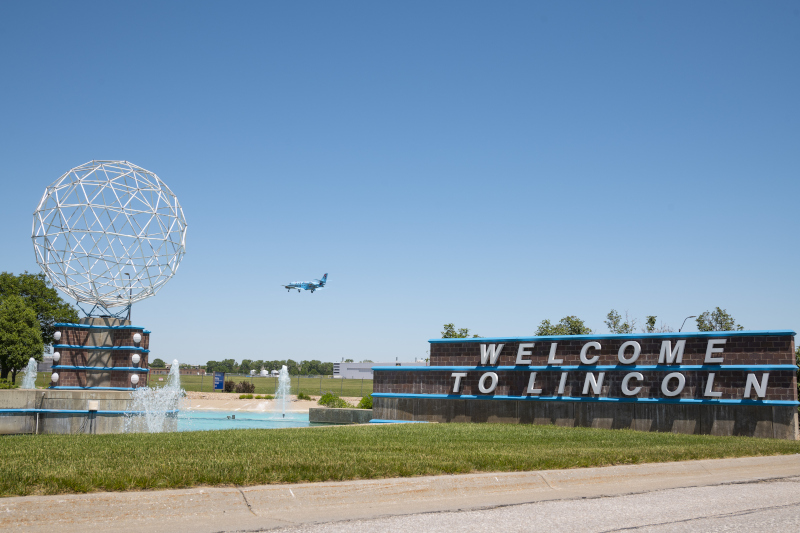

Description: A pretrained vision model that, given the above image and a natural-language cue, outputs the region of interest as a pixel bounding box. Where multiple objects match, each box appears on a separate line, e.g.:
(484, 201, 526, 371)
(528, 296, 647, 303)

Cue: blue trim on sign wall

(53, 344, 150, 353)
(54, 322, 148, 331)
(0, 409, 178, 415)
(372, 392, 800, 406)
(429, 329, 796, 344)
(52, 366, 150, 372)
(372, 365, 798, 372)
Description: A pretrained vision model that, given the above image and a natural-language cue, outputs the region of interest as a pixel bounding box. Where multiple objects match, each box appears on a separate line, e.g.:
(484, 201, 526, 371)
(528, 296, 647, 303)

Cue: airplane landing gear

(298, 289, 300, 293)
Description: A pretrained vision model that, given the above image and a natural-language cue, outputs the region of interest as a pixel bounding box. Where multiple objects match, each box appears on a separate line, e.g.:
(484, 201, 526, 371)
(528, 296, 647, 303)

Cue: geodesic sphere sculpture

(32, 160, 187, 309)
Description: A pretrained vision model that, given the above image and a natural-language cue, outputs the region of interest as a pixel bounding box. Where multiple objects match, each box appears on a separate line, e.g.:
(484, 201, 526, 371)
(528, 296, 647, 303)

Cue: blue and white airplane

(283, 273, 328, 293)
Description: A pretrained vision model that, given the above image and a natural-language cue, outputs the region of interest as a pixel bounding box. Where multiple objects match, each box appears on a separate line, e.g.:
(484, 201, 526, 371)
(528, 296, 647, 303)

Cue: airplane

(283, 273, 328, 293)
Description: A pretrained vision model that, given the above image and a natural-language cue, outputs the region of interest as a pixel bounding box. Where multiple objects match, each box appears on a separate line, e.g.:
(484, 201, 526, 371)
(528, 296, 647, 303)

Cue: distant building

(150, 365, 205, 376)
(333, 361, 424, 379)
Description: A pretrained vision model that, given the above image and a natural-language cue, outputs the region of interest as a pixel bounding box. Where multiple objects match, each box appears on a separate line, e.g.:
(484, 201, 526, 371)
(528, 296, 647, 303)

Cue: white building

(333, 361, 425, 379)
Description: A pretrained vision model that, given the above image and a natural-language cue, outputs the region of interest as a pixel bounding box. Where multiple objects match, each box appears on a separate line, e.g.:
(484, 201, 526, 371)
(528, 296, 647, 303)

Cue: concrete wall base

(309, 407, 373, 425)
(373, 398, 800, 440)
(0, 389, 136, 434)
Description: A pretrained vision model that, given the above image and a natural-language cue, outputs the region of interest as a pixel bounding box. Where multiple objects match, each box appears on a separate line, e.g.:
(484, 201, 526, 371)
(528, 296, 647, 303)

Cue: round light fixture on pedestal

(51, 373, 59, 383)
(133, 333, 142, 344)
(53, 331, 61, 341)
(130, 374, 140, 385)
(131, 354, 140, 365)
(53, 352, 60, 363)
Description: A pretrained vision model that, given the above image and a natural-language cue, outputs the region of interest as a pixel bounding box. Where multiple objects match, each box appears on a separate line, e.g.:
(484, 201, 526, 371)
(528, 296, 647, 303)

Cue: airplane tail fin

(321, 273, 328, 285)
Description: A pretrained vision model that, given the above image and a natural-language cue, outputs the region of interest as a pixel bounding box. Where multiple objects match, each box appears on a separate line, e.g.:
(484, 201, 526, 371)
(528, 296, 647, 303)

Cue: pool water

(178, 410, 318, 431)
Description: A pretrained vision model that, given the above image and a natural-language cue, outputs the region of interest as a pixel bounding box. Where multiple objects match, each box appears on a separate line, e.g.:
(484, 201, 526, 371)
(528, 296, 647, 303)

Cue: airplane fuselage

(284, 273, 328, 293)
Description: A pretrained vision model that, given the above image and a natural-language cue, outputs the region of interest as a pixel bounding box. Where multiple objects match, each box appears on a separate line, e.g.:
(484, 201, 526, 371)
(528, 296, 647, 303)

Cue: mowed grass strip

(2, 423, 799, 497)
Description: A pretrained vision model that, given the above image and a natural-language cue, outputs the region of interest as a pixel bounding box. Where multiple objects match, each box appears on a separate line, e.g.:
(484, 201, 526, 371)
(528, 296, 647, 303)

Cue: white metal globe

(51, 372, 59, 383)
(32, 160, 188, 309)
(130, 374, 140, 385)
(133, 333, 142, 344)
(53, 352, 60, 363)
(131, 354, 140, 365)
(53, 331, 61, 341)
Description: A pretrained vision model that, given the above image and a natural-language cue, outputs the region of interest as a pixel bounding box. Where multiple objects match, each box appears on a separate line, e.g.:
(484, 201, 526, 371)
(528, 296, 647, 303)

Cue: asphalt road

(268, 476, 800, 533)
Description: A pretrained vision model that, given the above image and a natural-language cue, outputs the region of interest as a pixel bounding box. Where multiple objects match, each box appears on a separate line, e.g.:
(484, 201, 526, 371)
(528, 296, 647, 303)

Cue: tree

(536, 316, 592, 336)
(696, 307, 743, 332)
(605, 310, 636, 334)
(361, 359, 373, 363)
(343, 358, 354, 363)
(441, 323, 480, 338)
(0, 272, 79, 351)
(239, 359, 254, 375)
(0, 296, 44, 382)
(642, 315, 673, 333)
(151, 358, 166, 368)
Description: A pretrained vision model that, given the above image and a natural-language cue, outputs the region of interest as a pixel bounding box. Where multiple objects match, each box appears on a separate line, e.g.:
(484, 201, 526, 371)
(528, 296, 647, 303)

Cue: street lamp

(679, 316, 697, 333)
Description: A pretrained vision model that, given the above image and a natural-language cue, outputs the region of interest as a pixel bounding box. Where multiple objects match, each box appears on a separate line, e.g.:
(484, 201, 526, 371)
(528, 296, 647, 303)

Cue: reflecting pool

(177, 410, 320, 431)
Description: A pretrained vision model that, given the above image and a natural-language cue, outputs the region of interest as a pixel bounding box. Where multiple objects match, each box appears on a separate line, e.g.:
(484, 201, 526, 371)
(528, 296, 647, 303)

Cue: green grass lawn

(34, 372, 373, 397)
(1, 423, 798, 497)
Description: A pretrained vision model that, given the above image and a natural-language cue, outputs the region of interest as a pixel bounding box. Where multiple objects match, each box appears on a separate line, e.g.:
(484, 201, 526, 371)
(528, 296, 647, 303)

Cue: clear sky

(1, 1, 798, 366)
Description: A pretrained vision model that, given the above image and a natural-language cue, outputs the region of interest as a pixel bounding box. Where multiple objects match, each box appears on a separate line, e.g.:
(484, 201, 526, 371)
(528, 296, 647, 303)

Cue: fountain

(124, 359, 184, 433)
(20, 358, 38, 389)
(275, 365, 291, 417)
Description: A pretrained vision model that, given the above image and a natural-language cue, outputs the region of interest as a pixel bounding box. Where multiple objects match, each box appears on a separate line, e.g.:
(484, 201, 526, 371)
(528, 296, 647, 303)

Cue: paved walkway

(2, 455, 799, 532)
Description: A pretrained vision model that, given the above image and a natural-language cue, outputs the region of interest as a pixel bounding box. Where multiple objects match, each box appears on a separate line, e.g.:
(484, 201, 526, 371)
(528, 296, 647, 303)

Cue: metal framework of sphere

(32, 160, 187, 310)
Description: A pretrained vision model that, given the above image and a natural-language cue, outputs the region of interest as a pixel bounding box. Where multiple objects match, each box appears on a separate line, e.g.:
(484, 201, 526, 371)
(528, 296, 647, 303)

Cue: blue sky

(1, 1, 798, 365)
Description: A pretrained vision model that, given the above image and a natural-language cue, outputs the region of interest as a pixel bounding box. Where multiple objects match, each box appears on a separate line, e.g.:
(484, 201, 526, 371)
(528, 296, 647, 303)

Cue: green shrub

(224, 380, 235, 393)
(253, 394, 274, 399)
(238, 394, 253, 399)
(357, 394, 372, 409)
(317, 392, 352, 408)
(297, 392, 312, 401)
(235, 381, 255, 394)
(0, 378, 18, 390)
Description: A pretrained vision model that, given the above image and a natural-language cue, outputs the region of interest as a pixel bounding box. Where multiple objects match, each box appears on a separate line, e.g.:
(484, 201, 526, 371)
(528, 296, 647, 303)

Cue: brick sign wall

(51, 318, 151, 390)
(372, 331, 799, 440)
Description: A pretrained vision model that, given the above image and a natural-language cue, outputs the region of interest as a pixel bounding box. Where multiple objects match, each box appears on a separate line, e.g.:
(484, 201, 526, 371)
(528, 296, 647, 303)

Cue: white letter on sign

(704, 339, 727, 363)
(526, 372, 542, 394)
(618, 341, 641, 364)
(480, 344, 504, 365)
(658, 340, 685, 364)
(516, 343, 534, 365)
(744, 373, 769, 399)
(580, 342, 601, 364)
(704, 373, 722, 397)
(582, 372, 605, 395)
(557, 372, 568, 395)
(547, 343, 563, 364)
(661, 372, 686, 397)
(451, 372, 467, 393)
(478, 372, 498, 393)
(621, 372, 643, 396)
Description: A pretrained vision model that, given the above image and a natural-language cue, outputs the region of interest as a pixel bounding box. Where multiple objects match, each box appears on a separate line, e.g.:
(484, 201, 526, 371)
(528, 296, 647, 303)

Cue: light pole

(679, 316, 697, 333)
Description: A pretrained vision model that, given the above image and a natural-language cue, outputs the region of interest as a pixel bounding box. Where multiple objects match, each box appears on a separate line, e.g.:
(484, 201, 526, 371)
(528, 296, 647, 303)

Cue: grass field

(33, 372, 372, 397)
(1, 423, 799, 497)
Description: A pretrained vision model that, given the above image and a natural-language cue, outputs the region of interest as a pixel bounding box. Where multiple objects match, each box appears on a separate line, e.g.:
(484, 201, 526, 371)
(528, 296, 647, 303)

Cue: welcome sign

(371, 331, 799, 439)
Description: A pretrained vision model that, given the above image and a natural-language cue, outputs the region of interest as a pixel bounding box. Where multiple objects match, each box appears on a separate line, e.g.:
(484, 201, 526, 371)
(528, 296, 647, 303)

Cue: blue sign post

(213, 372, 225, 391)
